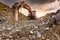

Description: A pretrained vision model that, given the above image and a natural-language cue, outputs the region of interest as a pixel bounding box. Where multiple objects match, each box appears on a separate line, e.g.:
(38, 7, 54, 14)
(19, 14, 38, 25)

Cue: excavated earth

(0, 2, 60, 40)
(0, 10, 60, 40)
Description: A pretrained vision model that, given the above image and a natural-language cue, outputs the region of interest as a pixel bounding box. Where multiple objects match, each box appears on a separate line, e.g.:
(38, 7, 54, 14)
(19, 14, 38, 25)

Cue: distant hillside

(0, 2, 13, 24)
(0, 2, 11, 12)
(0, 2, 12, 18)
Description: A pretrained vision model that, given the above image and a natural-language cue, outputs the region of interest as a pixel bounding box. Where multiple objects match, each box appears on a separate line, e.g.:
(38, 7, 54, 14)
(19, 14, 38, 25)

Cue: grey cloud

(28, 0, 56, 4)
(0, 0, 57, 7)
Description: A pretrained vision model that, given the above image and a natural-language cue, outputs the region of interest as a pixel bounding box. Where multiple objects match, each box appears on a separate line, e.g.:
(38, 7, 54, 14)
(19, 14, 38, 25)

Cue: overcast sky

(0, 0, 57, 7)
(0, 0, 60, 13)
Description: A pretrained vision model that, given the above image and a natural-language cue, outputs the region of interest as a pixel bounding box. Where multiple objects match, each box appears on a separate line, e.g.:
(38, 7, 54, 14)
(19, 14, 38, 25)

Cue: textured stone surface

(0, 11, 60, 40)
(0, 3, 60, 39)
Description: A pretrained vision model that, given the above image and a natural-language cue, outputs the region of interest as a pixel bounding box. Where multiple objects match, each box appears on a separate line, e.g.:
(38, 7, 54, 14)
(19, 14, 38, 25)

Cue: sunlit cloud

(35, 10, 47, 18)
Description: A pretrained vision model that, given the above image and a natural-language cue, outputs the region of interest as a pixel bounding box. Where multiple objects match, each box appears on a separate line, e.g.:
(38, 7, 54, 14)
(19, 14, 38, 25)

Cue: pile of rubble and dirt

(0, 10, 60, 40)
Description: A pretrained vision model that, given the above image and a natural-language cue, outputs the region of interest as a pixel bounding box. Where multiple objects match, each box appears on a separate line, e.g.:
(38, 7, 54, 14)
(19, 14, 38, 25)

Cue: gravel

(0, 10, 60, 40)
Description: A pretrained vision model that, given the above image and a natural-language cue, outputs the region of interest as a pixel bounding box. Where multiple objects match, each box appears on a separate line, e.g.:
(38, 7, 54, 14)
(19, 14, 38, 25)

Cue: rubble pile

(0, 10, 60, 40)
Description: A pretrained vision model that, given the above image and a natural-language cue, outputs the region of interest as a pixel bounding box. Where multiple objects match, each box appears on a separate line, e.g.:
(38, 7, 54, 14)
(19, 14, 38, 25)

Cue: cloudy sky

(0, 0, 60, 17)
(0, 0, 60, 11)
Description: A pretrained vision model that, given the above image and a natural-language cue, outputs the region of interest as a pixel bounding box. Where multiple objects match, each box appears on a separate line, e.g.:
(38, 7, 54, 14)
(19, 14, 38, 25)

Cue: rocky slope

(0, 10, 60, 40)
(0, 2, 60, 40)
